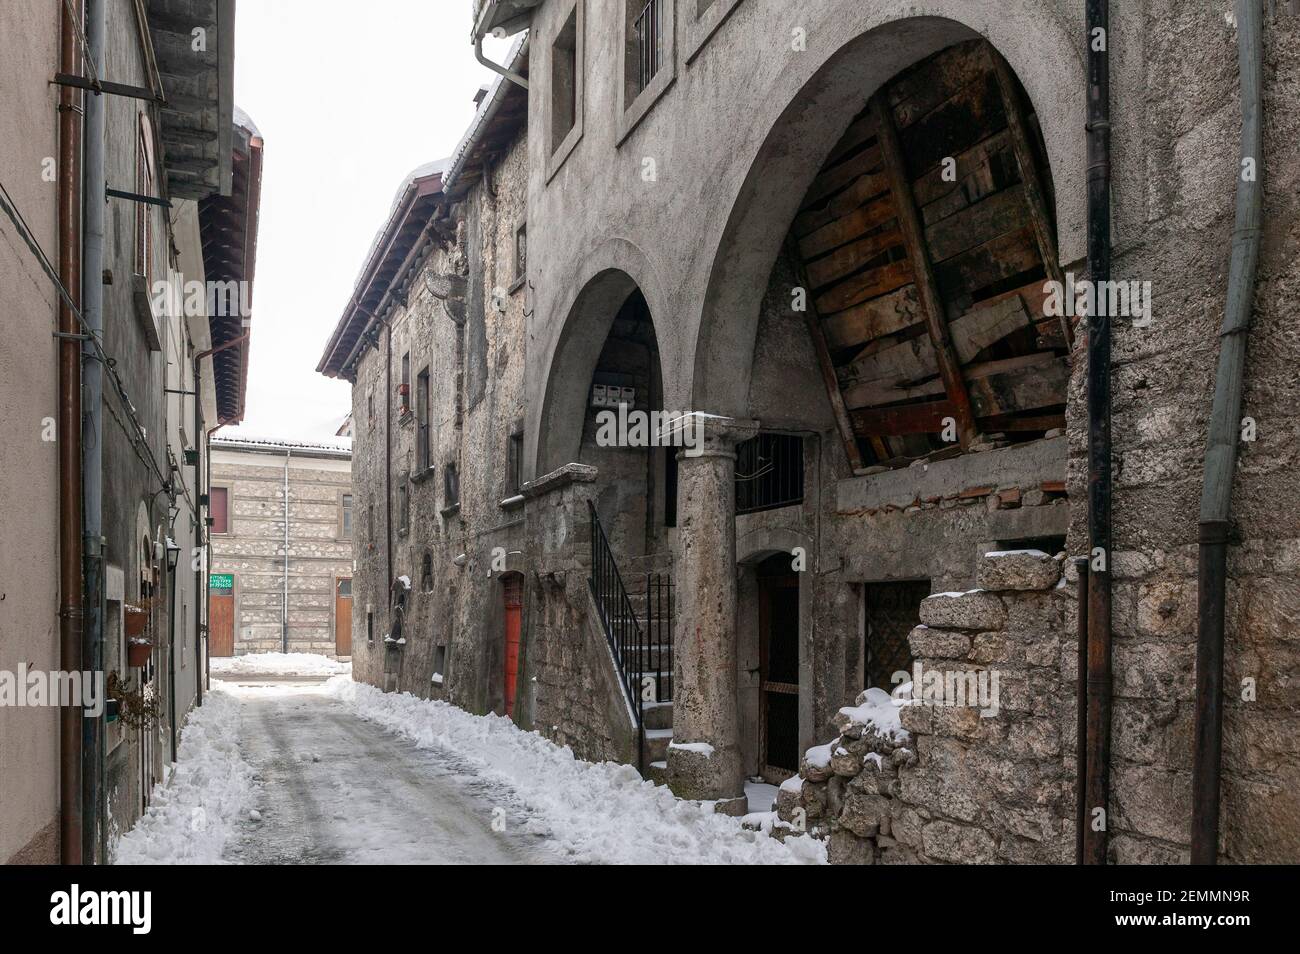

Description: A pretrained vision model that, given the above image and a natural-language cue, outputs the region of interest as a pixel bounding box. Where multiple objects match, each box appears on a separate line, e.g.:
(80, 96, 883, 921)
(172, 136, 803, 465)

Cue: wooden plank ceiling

(791, 40, 1070, 471)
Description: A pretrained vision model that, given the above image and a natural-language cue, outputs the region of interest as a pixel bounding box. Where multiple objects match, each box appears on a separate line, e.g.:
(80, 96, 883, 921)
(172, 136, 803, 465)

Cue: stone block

(827, 828, 876, 865)
(977, 549, 1061, 591)
(918, 590, 1007, 630)
(921, 820, 996, 864)
(907, 625, 972, 658)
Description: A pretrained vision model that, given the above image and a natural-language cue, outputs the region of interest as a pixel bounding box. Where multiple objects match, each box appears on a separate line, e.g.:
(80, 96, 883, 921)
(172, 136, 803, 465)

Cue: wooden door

(758, 561, 800, 778)
(335, 578, 353, 657)
(502, 575, 522, 717)
(210, 591, 234, 657)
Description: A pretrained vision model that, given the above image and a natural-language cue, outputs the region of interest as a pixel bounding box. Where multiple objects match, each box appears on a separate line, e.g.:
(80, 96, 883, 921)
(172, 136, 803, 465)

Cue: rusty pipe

(57, 0, 85, 866)
(1082, 0, 1113, 867)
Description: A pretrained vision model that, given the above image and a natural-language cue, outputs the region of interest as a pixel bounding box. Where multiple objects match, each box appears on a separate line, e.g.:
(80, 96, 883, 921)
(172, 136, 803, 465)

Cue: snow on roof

(350, 157, 451, 293)
(442, 32, 528, 195)
(233, 105, 261, 139)
(212, 430, 352, 456)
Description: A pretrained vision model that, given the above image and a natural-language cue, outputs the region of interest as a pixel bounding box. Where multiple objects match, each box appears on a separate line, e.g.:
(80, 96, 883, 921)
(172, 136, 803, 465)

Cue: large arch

(531, 237, 675, 477)
(688, 11, 1085, 417)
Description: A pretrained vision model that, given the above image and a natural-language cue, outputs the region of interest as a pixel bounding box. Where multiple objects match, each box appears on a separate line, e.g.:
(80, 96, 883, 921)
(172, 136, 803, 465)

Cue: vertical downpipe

(1083, 0, 1114, 867)
(282, 448, 291, 653)
(80, 0, 107, 865)
(57, 0, 85, 866)
(1192, 0, 1263, 865)
(192, 359, 203, 705)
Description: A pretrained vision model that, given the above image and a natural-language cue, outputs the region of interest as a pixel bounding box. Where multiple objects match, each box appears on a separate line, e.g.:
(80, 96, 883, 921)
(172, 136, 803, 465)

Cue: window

(209, 487, 229, 534)
(508, 432, 524, 496)
(340, 493, 353, 538)
(399, 352, 411, 414)
(618, 0, 675, 143)
(550, 6, 579, 153)
(444, 463, 460, 510)
(629, 0, 664, 97)
(416, 367, 431, 472)
(367, 389, 375, 422)
(514, 222, 527, 285)
(368, 502, 376, 552)
(735, 434, 804, 515)
(134, 121, 153, 279)
(367, 605, 374, 643)
(398, 478, 410, 534)
(432, 644, 447, 679)
(421, 552, 433, 592)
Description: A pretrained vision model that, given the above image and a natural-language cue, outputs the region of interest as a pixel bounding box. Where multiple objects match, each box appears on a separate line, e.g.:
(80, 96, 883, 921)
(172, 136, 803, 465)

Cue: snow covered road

(222, 683, 550, 864)
(116, 657, 824, 865)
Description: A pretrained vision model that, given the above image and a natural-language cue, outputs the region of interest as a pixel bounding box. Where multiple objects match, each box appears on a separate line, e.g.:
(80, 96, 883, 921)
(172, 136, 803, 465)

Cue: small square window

(341, 493, 353, 538)
(550, 7, 579, 153)
(444, 463, 460, 509)
(398, 479, 410, 534)
(508, 432, 524, 496)
(209, 486, 229, 534)
(514, 222, 527, 284)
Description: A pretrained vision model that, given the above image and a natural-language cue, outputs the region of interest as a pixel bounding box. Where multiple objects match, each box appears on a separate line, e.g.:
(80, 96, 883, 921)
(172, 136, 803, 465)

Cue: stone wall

(209, 447, 354, 656)
(772, 549, 1074, 863)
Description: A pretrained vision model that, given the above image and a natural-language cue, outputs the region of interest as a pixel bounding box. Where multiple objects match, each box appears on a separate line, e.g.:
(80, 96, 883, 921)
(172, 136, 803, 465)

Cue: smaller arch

(737, 526, 813, 567)
(530, 237, 676, 478)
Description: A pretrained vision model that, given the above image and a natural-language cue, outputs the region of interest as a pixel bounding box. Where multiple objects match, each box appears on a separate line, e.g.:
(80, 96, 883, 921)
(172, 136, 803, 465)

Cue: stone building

(322, 0, 1300, 865)
(208, 435, 355, 658)
(1, 0, 258, 864)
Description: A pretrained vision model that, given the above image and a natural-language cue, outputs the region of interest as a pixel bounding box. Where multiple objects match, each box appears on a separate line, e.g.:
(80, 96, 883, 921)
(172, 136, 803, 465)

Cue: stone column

(666, 414, 757, 814)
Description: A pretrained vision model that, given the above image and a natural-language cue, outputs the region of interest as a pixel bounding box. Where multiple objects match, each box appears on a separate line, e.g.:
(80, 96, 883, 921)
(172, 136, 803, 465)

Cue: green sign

(210, 573, 234, 591)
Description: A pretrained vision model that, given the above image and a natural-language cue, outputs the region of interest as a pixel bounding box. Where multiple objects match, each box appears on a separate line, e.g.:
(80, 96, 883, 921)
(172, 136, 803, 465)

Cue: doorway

(757, 554, 800, 779)
(863, 580, 930, 690)
(335, 577, 353, 657)
(209, 586, 234, 657)
(502, 574, 523, 718)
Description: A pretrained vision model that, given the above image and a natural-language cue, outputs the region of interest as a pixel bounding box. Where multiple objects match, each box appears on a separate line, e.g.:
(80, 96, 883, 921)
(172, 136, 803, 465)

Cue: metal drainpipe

(1082, 0, 1113, 867)
(57, 0, 85, 867)
(192, 358, 202, 706)
(1192, 0, 1263, 866)
(80, 0, 107, 865)
(475, 35, 529, 90)
(283, 448, 291, 654)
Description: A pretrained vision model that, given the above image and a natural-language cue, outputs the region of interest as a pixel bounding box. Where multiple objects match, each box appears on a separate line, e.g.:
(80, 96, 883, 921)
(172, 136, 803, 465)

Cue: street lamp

(165, 539, 181, 763)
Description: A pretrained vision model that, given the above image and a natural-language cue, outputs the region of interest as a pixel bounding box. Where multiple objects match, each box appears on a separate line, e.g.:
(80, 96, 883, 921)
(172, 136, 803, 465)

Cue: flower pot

(124, 605, 149, 638)
(127, 639, 153, 668)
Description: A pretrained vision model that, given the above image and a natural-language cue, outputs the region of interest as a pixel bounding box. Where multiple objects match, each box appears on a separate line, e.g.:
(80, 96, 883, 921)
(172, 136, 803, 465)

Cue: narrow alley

(113, 657, 820, 866)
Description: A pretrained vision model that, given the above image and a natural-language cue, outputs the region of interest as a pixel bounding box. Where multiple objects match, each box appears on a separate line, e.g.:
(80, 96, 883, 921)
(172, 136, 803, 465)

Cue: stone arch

(688, 10, 1084, 417)
(531, 237, 675, 477)
(737, 526, 813, 566)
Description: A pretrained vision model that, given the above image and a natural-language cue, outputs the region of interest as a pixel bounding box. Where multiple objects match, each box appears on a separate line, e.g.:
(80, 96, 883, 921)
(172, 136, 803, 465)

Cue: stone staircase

(585, 530, 676, 780)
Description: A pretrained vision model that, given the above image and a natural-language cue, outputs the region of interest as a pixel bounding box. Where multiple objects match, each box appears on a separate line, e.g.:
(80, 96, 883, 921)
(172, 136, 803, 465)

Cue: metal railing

(644, 572, 673, 704)
(735, 433, 805, 515)
(633, 0, 662, 96)
(587, 501, 673, 771)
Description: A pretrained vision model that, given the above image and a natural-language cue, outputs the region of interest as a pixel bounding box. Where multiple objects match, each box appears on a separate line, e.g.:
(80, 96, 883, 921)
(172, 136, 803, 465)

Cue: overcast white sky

(224, 2, 513, 441)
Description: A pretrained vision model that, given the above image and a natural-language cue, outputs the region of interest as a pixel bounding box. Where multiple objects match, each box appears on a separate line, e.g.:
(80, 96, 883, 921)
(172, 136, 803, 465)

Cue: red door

(503, 575, 522, 717)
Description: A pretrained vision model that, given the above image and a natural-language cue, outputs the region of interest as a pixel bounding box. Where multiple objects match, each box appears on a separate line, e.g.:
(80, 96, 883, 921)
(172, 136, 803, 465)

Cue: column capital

(662, 413, 759, 460)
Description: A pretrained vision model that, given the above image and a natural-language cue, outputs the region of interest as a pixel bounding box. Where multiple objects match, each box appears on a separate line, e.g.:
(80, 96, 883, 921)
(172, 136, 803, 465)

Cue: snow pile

(326, 677, 826, 865)
(114, 689, 253, 864)
(836, 686, 909, 743)
(210, 652, 350, 677)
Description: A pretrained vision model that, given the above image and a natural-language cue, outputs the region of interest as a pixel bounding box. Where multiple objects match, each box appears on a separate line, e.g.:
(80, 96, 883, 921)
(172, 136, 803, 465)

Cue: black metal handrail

(587, 502, 673, 771)
(645, 572, 673, 704)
